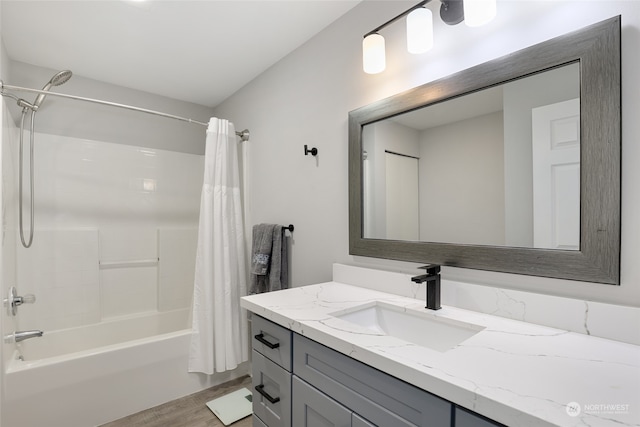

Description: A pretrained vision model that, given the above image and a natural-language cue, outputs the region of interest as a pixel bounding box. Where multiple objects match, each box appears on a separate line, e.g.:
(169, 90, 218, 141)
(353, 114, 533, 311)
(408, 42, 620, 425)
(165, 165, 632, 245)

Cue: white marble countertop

(241, 282, 640, 427)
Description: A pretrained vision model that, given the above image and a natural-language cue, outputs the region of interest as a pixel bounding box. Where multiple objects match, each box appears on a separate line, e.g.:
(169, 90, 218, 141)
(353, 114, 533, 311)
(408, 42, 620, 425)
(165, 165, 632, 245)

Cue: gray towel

(251, 224, 277, 275)
(249, 224, 289, 294)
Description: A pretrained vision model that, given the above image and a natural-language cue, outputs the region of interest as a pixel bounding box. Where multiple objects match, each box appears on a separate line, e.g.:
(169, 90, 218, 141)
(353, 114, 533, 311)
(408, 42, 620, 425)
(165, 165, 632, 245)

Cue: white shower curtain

(188, 118, 248, 374)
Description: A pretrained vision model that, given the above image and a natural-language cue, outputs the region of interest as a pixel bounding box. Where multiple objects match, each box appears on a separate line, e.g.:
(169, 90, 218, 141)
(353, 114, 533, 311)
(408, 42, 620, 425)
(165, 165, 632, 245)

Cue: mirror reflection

(362, 62, 580, 250)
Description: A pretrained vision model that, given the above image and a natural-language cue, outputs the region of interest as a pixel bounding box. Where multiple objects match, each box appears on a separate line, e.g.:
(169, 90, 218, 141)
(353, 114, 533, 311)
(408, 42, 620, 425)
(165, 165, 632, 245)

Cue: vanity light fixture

(407, 7, 434, 54)
(464, 0, 497, 27)
(363, 0, 497, 74)
(363, 33, 386, 74)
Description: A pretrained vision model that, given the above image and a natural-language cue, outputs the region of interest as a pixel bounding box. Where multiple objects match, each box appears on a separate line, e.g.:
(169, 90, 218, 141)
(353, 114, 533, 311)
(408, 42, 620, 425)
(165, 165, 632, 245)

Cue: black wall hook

(304, 145, 318, 156)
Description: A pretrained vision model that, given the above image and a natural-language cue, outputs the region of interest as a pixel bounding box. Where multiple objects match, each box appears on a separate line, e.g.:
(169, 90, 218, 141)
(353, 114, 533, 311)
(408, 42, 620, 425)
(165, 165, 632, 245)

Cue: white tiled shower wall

(2, 99, 19, 368)
(12, 132, 203, 332)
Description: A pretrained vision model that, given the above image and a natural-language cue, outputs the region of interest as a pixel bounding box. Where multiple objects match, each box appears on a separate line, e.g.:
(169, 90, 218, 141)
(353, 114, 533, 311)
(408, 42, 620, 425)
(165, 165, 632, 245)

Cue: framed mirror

(349, 16, 621, 284)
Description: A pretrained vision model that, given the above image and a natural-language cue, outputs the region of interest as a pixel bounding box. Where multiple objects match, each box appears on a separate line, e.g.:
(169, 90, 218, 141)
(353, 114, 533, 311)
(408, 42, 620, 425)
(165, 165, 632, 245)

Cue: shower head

(49, 70, 73, 86)
(32, 70, 73, 110)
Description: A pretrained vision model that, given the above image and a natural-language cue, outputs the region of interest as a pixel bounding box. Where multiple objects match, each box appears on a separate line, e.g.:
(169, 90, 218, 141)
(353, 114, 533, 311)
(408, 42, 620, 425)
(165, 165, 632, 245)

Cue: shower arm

(0, 80, 250, 141)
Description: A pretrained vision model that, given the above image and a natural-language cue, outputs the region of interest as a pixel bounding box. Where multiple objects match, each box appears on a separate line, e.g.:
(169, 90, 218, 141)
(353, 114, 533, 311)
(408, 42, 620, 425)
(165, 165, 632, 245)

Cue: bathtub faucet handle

(4, 286, 36, 316)
(16, 293, 36, 305)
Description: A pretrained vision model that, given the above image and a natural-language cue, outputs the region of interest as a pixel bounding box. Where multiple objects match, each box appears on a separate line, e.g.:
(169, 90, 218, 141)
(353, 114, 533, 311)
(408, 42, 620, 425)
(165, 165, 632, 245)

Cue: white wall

(214, 1, 640, 307)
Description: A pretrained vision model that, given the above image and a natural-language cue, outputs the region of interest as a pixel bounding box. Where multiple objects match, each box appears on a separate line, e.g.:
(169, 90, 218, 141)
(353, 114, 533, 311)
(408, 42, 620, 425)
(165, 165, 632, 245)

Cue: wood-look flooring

(100, 375, 254, 427)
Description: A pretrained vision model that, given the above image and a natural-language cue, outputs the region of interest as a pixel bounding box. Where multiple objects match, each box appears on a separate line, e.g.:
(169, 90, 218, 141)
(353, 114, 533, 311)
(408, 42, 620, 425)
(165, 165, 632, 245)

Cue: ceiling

(1, 0, 361, 108)
(391, 86, 503, 131)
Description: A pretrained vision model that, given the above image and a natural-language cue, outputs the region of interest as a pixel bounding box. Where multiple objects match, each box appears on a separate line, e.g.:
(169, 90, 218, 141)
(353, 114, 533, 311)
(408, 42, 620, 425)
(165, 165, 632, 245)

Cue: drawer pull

(255, 333, 280, 349)
(255, 384, 281, 404)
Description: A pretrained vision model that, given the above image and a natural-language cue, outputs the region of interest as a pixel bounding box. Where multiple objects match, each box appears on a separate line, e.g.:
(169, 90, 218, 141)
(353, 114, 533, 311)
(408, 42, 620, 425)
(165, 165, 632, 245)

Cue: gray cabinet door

(292, 376, 352, 427)
(252, 350, 292, 427)
(455, 407, 504, 427)
(294, 334, 451, 426)
(253, 414, 268, 427)
(352, 414, 376, 427)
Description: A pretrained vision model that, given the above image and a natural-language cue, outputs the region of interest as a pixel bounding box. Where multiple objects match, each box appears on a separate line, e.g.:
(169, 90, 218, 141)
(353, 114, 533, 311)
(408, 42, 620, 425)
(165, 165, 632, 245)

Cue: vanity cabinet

(292, 376, 352, 426)
(292, 376, 378, 427)
(454, 407, 504, 427)
(293, 333, 451, 426)
(253, 415, 268, 427)
(250, 315, 504, 427)
(353, 414, 376, 427)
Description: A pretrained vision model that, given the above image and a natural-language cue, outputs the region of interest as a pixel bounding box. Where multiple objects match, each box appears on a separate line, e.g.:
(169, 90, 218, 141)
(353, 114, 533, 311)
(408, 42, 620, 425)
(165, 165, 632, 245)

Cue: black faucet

(411, 264, 441, 310)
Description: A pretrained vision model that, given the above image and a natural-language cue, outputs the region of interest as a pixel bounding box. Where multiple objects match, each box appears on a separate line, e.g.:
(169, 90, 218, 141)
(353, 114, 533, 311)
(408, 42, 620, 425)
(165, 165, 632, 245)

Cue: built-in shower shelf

(99, 259, 159, 269)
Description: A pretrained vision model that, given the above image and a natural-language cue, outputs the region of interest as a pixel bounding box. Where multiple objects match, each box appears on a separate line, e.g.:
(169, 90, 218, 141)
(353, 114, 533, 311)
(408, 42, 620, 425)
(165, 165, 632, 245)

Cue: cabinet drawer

(252, 350, 292, 427)
(252, 314, 292, 371)
(455, 407, 505, 427)
(292, 376, 351, 427)
(294, 334, 452, 427)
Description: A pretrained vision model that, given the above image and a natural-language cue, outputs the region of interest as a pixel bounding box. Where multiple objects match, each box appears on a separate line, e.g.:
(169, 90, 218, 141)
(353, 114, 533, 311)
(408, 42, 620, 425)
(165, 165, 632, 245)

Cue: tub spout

(12, 330, 44, 343)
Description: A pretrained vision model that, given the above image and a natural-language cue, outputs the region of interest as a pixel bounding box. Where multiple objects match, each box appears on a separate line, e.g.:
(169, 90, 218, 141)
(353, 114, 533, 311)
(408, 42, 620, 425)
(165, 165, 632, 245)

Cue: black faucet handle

(418, 264, 441, 275)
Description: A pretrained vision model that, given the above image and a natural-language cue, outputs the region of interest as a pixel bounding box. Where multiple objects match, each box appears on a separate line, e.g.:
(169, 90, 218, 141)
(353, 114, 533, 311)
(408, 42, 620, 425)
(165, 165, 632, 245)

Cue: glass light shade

(406, 8, 433, 54)
(363, 34, 386, 74)
(463, 0, 497, 27)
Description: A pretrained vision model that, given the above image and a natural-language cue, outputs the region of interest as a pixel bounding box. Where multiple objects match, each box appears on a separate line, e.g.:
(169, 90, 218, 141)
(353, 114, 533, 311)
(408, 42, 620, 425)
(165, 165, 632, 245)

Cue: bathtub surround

(4, 312, 249, 427)
(15, 227, 199, 331)
(0, 128, 249, 426)
(0, 27, 10, 424)
(11, 132, 203, 332)
(189, 118, 249, 375)
(1, 95, 18, 427)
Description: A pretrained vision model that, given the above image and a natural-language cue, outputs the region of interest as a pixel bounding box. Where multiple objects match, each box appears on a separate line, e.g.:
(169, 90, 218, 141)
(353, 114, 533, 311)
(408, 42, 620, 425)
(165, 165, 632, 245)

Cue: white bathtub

(4, 309, 249, 427)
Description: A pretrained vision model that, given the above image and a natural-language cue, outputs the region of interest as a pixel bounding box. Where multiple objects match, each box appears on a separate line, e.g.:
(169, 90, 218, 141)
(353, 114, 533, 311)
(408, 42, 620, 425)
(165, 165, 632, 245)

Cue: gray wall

(5, 61, 214, 155)
(503, 63, 580, 247)
(362, 120, 420, 239)
(419, 112, 505, 246)
(214, 1, 640, 307)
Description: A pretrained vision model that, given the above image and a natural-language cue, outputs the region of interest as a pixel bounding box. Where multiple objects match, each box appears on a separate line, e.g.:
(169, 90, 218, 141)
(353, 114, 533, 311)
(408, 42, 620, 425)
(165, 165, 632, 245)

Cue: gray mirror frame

(349, 16, 621, 285)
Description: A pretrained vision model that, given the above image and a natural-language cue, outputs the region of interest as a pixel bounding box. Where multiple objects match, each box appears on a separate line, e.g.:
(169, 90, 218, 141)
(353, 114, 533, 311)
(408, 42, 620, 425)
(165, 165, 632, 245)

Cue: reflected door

(532, 98, 580, 250)
(385, 152, 420, 240)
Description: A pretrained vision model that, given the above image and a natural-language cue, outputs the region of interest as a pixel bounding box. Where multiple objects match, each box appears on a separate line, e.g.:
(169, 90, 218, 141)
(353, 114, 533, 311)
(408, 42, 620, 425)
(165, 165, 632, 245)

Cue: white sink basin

(332, 301, 485, 352)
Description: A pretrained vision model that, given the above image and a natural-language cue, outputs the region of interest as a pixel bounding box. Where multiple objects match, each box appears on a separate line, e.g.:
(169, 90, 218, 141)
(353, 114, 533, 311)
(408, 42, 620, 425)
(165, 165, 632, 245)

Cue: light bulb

(363, 34, 386, 74)
(406, 8, 433, 54)
(463, 0, 497, 27)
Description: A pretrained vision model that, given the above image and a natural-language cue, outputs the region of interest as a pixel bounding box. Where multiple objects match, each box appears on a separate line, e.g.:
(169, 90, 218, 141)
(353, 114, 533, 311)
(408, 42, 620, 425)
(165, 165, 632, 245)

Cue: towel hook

(282, 224, 294, 232)
(304, 145, 318, 156)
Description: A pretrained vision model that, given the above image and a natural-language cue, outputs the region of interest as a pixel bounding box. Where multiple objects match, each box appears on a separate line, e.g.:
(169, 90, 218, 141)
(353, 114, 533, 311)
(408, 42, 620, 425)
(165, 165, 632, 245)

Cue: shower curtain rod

(0, 81, 250, 141)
